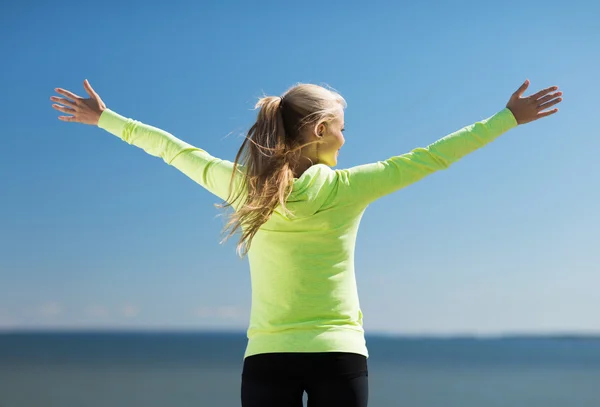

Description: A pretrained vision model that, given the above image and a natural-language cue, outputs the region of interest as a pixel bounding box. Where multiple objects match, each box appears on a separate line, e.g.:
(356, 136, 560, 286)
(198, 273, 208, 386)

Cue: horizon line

(1, 328, 599, 340)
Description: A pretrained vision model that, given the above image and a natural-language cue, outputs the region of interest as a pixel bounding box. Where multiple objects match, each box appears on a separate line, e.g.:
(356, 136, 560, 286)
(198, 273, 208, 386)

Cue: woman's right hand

(506, 79, 562, 125)
(50, 79, 106, 125)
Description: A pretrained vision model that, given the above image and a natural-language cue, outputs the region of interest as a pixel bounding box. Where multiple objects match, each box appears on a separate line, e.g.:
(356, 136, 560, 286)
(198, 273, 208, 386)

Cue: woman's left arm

(51, 80, 244, 203)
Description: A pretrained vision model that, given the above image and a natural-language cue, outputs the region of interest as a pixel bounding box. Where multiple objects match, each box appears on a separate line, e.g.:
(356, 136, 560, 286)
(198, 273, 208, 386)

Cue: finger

(50, 96, 77, 108)
(55, 88, 82, 102)
(514, 79, 530, 98)
(530, 85, 559, 100)
(52, 103, 76, 114)
(58, 115, 77, 122)
(536, 92, 562, 105)
(536, 108, 559, 119)
(538, 97, 562, 111)
(83, 79, 98, 99)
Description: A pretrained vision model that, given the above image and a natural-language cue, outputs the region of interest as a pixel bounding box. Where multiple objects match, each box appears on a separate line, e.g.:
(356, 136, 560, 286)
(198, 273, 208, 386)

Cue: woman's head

(222, 83, 347, 256)
(278, 84, 346, 168)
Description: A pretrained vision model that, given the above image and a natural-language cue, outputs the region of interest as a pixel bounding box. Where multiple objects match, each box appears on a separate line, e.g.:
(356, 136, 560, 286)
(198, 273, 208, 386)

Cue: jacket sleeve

(98, 109, 245, 203)
(335, 108, 518, 206)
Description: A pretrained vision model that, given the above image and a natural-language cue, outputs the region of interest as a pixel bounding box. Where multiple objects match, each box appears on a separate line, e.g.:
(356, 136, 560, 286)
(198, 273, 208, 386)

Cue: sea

(1, 332, 599, 407)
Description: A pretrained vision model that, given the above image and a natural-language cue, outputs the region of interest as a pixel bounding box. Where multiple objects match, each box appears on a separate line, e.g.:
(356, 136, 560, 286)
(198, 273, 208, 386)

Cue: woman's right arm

(336, 80, 562, 207)
(336, 108, 518, 206)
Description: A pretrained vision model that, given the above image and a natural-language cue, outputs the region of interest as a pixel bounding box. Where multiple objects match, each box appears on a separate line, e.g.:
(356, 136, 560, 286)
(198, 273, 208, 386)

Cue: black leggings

(241, 352, 368, 407)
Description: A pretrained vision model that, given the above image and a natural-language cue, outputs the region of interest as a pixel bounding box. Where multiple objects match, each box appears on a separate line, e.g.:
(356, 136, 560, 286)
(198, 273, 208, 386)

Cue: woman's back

(246, 163, 368, 358)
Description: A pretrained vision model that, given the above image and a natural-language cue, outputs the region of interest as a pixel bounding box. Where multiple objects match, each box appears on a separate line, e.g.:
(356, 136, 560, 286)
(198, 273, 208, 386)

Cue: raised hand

(506, 80, 562, 125)
(50, 79, 106, 125)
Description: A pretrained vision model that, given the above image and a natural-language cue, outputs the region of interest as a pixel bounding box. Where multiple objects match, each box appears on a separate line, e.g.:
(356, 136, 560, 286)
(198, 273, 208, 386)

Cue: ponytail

(220, 84, 346, 257)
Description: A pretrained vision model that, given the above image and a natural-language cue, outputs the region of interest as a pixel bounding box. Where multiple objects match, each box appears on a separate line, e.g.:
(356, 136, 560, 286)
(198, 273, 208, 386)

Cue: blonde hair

(221, 83, 346, 256)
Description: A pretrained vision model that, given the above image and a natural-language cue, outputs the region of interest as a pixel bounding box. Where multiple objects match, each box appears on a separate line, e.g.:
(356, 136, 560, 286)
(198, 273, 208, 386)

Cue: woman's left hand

(51, 79, 106, 125)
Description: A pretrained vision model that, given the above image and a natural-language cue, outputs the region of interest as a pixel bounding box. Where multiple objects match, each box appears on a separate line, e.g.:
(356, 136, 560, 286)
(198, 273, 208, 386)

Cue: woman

(50, 79, 562, 407)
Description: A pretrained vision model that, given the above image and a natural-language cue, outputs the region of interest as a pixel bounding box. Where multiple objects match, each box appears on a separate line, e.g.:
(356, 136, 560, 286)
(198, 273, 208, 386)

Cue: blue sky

(1, 0, 598, 335)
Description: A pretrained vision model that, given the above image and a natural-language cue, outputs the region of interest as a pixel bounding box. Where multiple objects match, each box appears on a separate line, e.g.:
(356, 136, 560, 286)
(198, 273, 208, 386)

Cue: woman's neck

(292, 156, 317, 179)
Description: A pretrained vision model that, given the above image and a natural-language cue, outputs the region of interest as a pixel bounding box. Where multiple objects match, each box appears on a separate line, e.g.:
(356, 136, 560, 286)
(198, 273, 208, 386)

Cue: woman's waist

(249, 297, 362, 328)
(244, 324, 368, 358)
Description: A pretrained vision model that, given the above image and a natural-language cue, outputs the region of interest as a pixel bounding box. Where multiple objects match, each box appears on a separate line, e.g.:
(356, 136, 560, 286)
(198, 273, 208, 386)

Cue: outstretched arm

(50, 80, 244, 203)
(336, 80, 562, 206)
